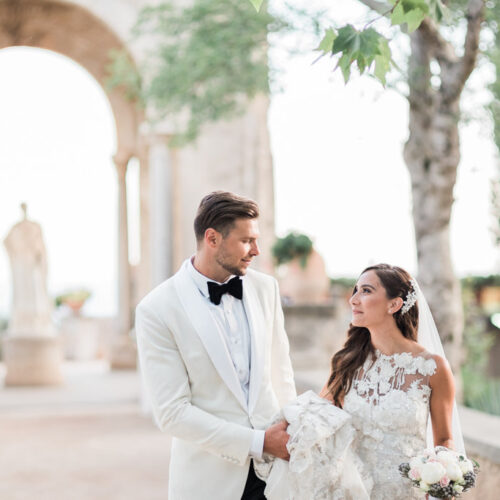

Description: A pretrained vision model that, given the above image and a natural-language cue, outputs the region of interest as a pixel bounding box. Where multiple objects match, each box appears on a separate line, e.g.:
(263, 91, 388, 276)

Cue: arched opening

(0, 46, 118, 319)
(0, 0, 143, 368)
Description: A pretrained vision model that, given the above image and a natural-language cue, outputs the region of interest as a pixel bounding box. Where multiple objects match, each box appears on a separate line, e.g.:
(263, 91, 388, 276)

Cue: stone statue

(3, 203, 55, 337)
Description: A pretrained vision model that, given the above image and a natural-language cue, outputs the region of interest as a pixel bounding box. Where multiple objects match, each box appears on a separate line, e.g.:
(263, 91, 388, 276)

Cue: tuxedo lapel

(174, 260, 248, 411)
(244, 276, 266, 415)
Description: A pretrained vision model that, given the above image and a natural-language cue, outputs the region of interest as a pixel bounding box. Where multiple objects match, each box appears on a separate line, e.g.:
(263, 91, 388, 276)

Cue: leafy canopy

(108, 0, 288, 145)
(251, 0, 447, 84)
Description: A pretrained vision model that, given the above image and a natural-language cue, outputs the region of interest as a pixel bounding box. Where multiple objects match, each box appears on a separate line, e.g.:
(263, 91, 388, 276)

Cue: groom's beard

(215, 247, 246, 277)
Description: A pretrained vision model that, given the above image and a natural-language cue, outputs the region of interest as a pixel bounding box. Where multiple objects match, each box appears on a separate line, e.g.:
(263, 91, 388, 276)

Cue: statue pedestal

(2, 337, 63, 386)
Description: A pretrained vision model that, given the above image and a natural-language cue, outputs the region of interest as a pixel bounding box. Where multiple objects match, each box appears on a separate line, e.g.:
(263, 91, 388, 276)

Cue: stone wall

(283, 303, 346, 373)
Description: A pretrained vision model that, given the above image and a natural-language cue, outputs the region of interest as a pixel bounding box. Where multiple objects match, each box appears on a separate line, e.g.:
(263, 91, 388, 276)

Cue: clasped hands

(263, 420, 290, 460)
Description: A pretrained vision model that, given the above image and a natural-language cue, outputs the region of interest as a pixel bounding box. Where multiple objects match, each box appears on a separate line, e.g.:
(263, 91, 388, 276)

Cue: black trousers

(241, 460, 267, 500)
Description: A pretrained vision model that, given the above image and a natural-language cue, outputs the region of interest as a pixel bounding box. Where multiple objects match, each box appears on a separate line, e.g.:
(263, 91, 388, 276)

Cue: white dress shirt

(188, 259, 265, 458)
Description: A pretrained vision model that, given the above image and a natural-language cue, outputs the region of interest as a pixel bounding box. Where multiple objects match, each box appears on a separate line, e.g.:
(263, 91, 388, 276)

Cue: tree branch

(460, 0, 485, 81)
(442, 0, 485, 102)
(418, 18, 458, 65)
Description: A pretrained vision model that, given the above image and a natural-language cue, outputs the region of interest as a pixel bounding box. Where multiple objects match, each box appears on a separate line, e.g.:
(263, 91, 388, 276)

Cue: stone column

(136, 139, 151, 303)
(110, 152, 137, 370)
(148, 134, 174, 287)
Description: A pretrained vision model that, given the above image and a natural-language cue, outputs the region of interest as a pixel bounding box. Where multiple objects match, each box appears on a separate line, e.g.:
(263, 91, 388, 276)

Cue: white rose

(445, 462, 463, 482)
(459, 459, 474, 474)
(437, 450, 457, 466)
(454, 484, 464, 494)
(419, 481, 430, 492)
(410, 457, 424, 471)
(421, 462, 446, 484)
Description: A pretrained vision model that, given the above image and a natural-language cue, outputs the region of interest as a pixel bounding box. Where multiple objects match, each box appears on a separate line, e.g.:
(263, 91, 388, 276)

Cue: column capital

(113, 152, 133, 179)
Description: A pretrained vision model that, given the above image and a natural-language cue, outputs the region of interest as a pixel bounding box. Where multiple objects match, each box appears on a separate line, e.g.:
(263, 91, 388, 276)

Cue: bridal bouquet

(399, 446, 479, 498)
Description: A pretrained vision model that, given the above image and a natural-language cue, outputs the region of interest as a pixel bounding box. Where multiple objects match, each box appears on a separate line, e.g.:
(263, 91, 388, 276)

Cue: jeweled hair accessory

(401, 278, 418, 315)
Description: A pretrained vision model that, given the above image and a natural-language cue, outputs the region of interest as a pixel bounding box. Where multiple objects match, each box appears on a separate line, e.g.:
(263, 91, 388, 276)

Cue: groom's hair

(194, 191, 259, 242)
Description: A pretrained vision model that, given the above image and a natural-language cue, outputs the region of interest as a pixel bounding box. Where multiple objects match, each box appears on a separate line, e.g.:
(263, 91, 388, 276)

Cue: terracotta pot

(278, 249, 330, 304)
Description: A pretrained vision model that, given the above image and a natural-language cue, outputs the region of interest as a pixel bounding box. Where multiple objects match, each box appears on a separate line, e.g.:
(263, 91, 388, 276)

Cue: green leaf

(390, 0, 427, 32)
(390, 2, 406, 26)
(374, 38, 391, 85)
(337, 53, 352, 83)
(316, 28, 337, 54)
(332, 25, 359, 56)
(358, 28, 382, 60)
(405, 8, 426, 32)
(249, 0, 264, 12)
(428, 0, 446, 22)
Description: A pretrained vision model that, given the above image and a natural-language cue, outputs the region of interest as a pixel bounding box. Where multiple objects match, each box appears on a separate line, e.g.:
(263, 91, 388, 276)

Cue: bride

(258, 263, 464, 499)
(319, 263, 463, 498)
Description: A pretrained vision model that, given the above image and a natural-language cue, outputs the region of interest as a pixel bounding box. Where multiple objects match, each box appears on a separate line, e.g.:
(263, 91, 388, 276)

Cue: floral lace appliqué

(344, 350, 437, 500)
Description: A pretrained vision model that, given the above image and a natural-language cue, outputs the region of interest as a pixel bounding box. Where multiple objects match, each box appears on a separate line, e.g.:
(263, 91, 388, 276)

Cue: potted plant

(272, 232, 330, 304)
(55, 289, 92, 314)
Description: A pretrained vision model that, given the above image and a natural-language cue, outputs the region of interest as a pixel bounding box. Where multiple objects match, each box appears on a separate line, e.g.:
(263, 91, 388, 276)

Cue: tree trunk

(403, 29, 464, 374)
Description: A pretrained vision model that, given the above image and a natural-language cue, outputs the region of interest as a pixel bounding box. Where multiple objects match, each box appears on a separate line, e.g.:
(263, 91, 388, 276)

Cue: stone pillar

(136, 140, 151, 303)
(110, 152, 137, 370)
(148, 135, 174, 287)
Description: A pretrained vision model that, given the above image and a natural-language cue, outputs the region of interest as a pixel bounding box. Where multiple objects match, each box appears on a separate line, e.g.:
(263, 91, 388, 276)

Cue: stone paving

(2, 361, 498, 500)
(0, 361, 171, 500)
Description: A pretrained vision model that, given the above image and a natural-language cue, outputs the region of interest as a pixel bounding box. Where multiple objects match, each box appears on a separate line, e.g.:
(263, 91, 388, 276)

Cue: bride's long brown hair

(327, 264, 419, 407)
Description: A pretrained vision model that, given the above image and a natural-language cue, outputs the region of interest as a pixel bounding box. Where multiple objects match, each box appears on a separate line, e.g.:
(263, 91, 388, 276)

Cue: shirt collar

(188, 256, 238, 298)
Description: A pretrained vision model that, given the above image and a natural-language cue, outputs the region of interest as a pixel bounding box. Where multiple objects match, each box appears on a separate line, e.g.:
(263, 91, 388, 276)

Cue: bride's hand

(263, 420, 290, 461)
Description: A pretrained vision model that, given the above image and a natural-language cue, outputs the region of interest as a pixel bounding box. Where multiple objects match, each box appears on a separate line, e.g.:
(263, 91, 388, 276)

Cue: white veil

(413, 280, 466, 454)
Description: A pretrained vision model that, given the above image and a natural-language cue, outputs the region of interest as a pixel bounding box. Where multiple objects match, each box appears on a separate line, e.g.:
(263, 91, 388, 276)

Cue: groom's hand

(263, 420, 290, 461)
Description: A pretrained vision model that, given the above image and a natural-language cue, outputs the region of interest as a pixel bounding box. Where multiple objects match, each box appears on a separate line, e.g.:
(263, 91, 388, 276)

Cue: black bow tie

(207, 276, 243, 305)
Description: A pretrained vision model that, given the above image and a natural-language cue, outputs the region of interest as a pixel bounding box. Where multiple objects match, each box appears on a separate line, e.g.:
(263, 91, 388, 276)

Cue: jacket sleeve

(135, 302, 254, 466)
(270, 279, 297, 407)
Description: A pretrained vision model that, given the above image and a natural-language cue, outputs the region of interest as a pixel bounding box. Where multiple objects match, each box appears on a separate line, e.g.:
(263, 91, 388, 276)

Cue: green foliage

(461, 275, 500, 291)
(462, 366, 500, 416)
(272, 232, 313, 268)
(390, 0, 429, 32)
(55, 289, 92, 308)
(109, 0, 290, 145)
(105, 49, 142, 102)
(461, 280, 500, 416)
(249, 0, 264, 12)
(316, 25, 393, 84)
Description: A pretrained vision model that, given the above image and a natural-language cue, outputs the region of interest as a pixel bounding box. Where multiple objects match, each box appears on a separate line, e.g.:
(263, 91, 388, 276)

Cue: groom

(135, 191, 297, 500)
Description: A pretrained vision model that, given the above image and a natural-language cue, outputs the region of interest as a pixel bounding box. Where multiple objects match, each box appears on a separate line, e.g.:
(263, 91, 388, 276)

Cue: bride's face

(349, 271, 393, 328)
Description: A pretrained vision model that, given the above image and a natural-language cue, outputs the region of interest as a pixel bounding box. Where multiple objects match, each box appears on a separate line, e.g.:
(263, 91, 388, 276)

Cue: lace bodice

(343, 350, 437, 499)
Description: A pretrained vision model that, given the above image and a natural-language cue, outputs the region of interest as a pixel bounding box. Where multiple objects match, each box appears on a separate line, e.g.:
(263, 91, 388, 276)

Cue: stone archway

(0, 0, 142, 365)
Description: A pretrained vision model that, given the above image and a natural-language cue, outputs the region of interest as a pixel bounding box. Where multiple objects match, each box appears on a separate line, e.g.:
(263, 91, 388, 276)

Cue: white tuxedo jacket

(135, 259, 296, 500)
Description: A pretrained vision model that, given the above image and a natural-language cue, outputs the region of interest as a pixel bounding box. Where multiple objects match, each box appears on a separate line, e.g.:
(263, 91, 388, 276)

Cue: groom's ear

(204, 228, 220, 248)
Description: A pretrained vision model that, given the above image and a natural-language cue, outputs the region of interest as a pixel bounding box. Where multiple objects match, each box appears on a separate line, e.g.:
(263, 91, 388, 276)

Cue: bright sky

(0, 4, 498, 317)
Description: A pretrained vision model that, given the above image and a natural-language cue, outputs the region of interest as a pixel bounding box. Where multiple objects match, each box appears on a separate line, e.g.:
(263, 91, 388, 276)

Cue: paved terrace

(1, 362, 499, 500)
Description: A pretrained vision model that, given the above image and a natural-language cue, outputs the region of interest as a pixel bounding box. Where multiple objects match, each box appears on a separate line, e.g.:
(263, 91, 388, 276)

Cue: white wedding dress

(256, 349, 438, 499)
(342, 349, 437, 499)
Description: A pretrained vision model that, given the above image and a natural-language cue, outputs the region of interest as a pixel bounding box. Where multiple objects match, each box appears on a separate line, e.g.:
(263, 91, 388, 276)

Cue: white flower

(395, 352, 413, 369)
(410, 456, 424, 471)
(459, 458, 474, 474)
(379, 380, 391, 394)
(437, 450, 457, 466)
(421, 462, 446, 484)
(409, 468, 421, 480)
(419, 481, 430, 492)
(445, 462, 463, 482)
(454, 484, 464, 494)
(418, 358, 437, 376)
